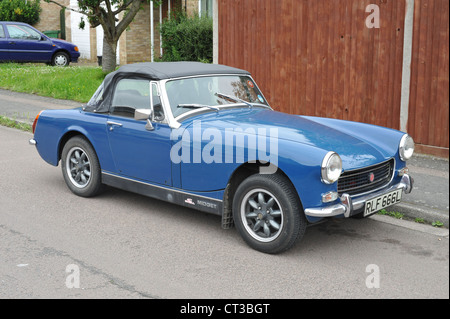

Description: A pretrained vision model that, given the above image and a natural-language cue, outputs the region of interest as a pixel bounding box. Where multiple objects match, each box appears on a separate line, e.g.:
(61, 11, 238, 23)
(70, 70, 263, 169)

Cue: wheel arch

(58, 130, 94, 164)
(59, 130, 106, 197)
(222, 161, 304, 229)
(52, 49, 70, 58)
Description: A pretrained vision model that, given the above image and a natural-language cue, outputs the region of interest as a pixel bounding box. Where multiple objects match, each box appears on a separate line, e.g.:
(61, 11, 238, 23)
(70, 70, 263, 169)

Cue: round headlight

(399, 134, 415, 161)
(321, 152, 342, 184)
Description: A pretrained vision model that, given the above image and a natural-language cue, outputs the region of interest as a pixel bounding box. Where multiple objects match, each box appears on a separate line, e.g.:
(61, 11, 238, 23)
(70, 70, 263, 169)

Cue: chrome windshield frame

(158, 74, 272, 129)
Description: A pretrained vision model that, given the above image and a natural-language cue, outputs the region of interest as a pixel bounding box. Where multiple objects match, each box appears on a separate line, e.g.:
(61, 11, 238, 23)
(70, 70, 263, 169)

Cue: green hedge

(159, 12, 213, 63)
(0, 0, 41, 25)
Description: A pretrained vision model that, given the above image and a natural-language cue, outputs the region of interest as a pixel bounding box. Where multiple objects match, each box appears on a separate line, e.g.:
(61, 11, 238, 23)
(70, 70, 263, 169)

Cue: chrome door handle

(107, 121, 122, 126)
(107, 121, 122, 131)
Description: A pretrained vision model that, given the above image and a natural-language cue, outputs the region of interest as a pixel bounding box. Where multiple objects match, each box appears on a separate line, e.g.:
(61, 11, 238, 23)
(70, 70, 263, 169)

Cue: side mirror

(134, 108, 154, 131)
(135, 108, 152, 120)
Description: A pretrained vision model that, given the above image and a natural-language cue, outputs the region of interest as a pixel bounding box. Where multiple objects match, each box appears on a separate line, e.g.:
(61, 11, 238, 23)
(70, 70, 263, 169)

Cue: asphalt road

(0, 125, 448, 299)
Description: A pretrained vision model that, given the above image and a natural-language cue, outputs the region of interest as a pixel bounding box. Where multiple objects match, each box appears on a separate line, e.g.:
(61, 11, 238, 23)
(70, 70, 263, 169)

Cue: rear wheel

(61, 136, 103, 197)
(233, 174, 307, 254)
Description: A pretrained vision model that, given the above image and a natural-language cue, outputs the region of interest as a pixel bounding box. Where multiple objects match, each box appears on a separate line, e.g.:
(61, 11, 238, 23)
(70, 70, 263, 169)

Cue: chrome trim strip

(101, 171, 223, 203)
(155, 79, 180, 129)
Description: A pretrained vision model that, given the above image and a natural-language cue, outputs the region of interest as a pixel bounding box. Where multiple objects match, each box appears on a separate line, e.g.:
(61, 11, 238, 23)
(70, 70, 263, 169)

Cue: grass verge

(0, 63, 106, 103)
(0, 115, 32, 132)
(378, 209, 445, 228)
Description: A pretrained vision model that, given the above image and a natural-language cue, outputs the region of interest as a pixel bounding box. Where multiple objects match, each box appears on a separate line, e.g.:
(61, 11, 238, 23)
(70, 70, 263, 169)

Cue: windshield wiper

(177, 104, 219, 113)
(215, 92, 252, 109)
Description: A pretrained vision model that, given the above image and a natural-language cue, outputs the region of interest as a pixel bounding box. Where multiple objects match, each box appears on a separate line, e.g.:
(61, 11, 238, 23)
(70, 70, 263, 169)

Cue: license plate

(364, 189, 403, 217)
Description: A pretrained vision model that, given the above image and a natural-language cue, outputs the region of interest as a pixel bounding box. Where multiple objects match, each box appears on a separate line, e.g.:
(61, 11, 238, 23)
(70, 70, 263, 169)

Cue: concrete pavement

(0, 88, 448, 228)
(392, 154, 449, 227)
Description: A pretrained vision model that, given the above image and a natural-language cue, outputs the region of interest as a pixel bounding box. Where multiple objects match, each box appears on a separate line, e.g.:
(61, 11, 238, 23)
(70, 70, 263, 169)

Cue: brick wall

(123, 0, 199, 63)
(123, 3, 153, 63)
(34, 0, 70, 40)
(186, 0, 199, 16)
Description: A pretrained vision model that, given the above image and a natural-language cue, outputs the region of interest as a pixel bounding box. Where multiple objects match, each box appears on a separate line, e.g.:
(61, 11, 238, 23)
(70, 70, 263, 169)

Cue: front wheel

(232, 174, 307, 254)
(61, 136, 104, 197)
(52, 52, 69, 67)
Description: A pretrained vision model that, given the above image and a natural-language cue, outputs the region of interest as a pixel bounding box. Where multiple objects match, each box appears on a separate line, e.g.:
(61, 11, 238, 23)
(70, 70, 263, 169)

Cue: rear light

(32, 111, 43, 134)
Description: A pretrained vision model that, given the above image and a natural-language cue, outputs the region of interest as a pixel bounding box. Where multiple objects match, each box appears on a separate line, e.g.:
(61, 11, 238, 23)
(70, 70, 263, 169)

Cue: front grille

(337, 159, 394, 196)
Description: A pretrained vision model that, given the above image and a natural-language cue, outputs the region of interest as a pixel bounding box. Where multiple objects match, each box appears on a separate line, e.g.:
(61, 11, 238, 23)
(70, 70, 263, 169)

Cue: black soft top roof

(114, 62, 250, 80)
(84, 62, 250, 113)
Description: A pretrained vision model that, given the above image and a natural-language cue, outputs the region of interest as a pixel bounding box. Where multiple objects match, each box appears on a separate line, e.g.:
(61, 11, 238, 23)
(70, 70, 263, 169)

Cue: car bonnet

(184, 108, 395, 170)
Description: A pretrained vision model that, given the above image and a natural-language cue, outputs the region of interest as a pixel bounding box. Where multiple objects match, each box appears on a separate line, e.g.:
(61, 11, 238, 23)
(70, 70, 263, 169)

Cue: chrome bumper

(304, 174, 414, 218)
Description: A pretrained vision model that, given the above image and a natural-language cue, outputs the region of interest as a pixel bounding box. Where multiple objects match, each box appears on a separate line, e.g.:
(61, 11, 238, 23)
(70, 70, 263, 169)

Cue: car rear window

(0, 26, 5, 38)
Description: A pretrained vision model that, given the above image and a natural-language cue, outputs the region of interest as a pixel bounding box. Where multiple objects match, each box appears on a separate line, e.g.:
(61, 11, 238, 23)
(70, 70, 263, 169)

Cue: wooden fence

(407, 0, 449, 155)
(218, 0, 449, 157)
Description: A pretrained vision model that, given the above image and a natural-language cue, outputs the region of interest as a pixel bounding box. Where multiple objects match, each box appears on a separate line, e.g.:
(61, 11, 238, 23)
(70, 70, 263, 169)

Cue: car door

(0, 24, 10, 61)
(5, 24, 54, 62)
(106, 78, 173, 186)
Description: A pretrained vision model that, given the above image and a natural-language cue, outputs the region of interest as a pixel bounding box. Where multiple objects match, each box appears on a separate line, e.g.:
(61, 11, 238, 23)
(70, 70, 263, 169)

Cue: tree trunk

(102, 37, 117, 73)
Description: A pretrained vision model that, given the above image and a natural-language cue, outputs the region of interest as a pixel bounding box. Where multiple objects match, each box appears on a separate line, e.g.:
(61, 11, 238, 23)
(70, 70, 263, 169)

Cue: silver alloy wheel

(240, 188, 283, 242)
(66, 147, 91, 188)
(54, 54, 68, 66)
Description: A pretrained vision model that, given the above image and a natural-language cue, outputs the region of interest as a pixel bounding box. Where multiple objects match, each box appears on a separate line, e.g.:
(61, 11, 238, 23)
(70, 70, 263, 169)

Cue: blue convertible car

(30, 62, 415, 253)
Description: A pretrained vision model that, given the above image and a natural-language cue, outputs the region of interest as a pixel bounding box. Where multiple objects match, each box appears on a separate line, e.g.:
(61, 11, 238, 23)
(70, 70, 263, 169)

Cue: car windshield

(165, 75, 269, 118)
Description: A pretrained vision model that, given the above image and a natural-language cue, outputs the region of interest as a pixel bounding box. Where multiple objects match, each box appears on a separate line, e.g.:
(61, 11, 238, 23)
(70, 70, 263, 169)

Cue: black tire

(52, 51, 70, 67)
(61, 136, 104, 197)
(232, 173, 307, 254)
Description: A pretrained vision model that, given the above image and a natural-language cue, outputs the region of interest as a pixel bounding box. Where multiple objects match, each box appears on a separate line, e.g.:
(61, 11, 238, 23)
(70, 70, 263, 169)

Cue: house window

(200, 0, 213, 18)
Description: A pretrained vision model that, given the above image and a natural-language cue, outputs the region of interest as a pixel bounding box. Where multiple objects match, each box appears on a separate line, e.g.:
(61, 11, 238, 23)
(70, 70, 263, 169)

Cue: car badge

(369, 172, 375, 183)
